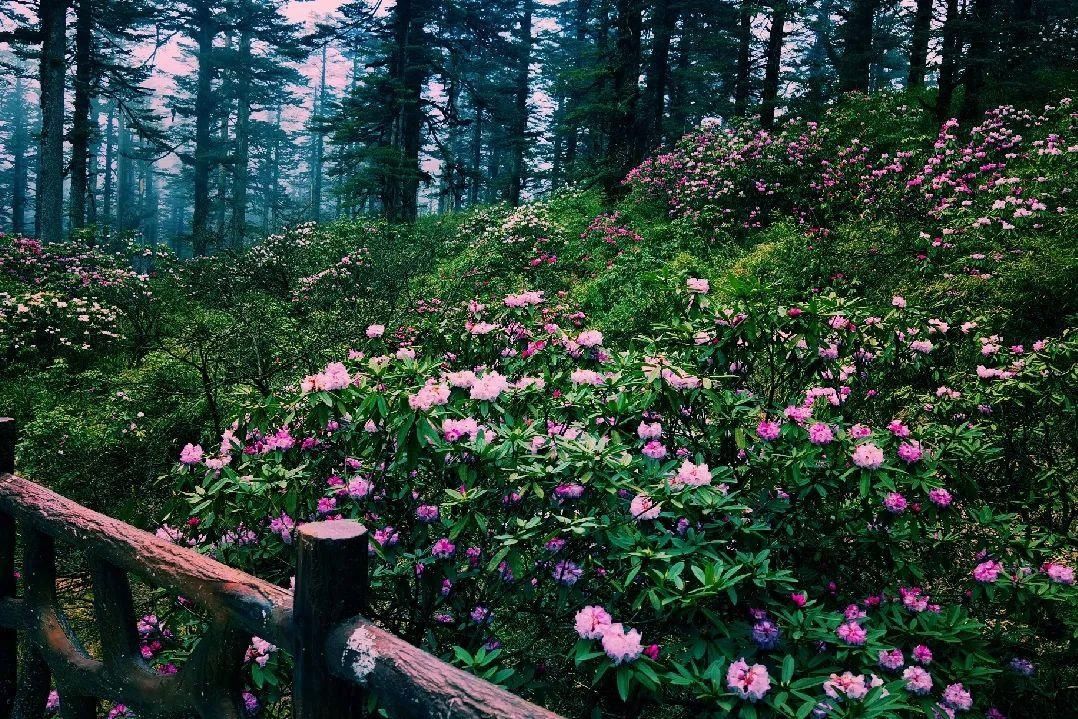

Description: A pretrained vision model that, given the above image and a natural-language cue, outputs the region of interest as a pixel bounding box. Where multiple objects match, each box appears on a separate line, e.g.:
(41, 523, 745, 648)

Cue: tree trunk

(102, 102, 116, 233)
(644, 0, 675, 148)
(311, 43, 327, 222)
(958, 0, 994, 123)
(469, 104, 482, 206)
(936, 0, 960, 122)
(839, 0, 877, 93)
(191, 0, 215, 255)
(37, 0, 67, 243)
(231, 31, 253, 250)
(733, 0, 753, 117)
(606, 0, 644, 192)
(760, 1, 787, 130)
(563, 0, 592, 179)
(10, 76, 28, 236)
(117, 115, 134, 233)
(69, 0, 94, 231)
(507, 0, 533, 206)
(907, 0, 933, 88)
(86, 98, 101, 232)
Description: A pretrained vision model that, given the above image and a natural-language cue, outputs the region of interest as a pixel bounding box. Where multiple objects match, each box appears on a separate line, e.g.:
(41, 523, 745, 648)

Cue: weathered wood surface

(0, 471, 294, 650)
(327, 616, 564, 719)
(0, 418, 565, 719)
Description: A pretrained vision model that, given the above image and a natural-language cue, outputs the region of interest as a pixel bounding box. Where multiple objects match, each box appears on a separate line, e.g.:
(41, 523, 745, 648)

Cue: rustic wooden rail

(0, 418, 562, 719)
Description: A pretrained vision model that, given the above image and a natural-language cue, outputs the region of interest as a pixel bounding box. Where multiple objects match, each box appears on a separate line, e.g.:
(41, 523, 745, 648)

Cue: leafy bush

(165, 280, 1076, 718)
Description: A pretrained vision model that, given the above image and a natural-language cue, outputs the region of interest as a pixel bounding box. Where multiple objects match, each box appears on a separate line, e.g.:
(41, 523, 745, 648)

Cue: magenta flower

(431, 537, 456, 559)
(756, 420, 781, 441)
(883, 492, 908, 514)
(928, 487, 953, 507)
(903, 666, 933, 695)
(972, 560, 1003, 583)
(836, 621, 867, 645)
(808, 422, 834, 445)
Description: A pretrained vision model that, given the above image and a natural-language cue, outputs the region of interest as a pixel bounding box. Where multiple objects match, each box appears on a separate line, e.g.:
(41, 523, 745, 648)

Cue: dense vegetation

(1, 92, 1074, 718)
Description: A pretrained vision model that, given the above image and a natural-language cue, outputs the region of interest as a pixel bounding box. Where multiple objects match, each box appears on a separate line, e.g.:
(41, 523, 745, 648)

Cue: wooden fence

(0, 418, 562, 719)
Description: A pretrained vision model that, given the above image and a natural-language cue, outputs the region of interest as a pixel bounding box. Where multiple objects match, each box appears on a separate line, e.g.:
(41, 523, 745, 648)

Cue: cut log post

(293, 520, 368, 719)
(0, 417, 16, 713)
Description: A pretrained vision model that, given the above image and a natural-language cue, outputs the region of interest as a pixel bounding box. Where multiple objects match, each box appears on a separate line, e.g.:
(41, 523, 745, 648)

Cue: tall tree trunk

(907, 0, 933, 88)
(37, 0, 67, 243)
(606, 0, 644, 192)
(668, 9, 693, 137)
(958, 0, 994, 122)
(760, 1, 787, 130)
(311, 43, 327, 222)
(102, 101, 116, 233)
(69, 0, 94, 231)
(191, 0, 215, 255)
(231, 31, 253, 250)
(936, 0, 960, 122)
(117, 115, 134, 232)
(562, 0, 592, 180)
(86, 99, 100, 232)
(644, 0, 675, 148)
(733, 0, 753, 117)
(839, 0, 877, 93)
(10, 76, 28, 236)
(507, 0, 533, 206)
(550, 93, 565, 190)
(469, 104, 483, 206)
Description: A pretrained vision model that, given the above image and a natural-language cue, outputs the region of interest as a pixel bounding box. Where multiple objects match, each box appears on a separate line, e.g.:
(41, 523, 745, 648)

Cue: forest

(0, 0, 1076, 718)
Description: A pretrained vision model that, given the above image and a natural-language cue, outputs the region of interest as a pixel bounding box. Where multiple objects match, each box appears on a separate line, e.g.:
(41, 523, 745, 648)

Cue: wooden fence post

(0, 417, 17, 714)
(293, 520, 368, 719)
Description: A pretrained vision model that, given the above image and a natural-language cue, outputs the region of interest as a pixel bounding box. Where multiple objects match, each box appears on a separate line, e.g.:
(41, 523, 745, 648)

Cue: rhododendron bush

(166, 281, 1076, 718)
(2, 95, 1074, 719)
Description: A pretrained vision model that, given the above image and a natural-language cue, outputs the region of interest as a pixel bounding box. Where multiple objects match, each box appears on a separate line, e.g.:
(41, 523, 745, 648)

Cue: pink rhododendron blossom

(836, 621, 867, 645)
(642, 440, 667, 459)
(972, 560, 1003, 583)
(442, 418, 480, 442)
(878, 649, 904, 671)
(883, 492, 908, 514)
(673, 460, 712, 487)
(808, 422, 835, 445)
(503, 291, 544, 307)
(630, 494, 662, 520)
(408, 382, 451, 411)
(571, 369, 605, 386)
(601, 624, 643, 664)
(942, 683, 973, 711)
(897, 440, 924, 463)
(687, 277, 710, 293)
(637, 421, 662, 439)
(726, 659, 770, 701)
(823, 672, 878, 700)
(574, 606, 612, 639)
(470, 372, 509, 401)
(179, 443, 203, 465)
(903, 666, 933, 694)
(852, 443, 884, 469)
(756, 420, 781, 441)
(365, 324, 385, 338)
(929, 488, 953, 507)
(577, 330, 604, 347)
(1043, 562, 1075, 585)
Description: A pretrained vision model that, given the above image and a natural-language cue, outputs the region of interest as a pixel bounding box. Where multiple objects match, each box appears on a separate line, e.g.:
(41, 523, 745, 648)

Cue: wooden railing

(0, 418, 562, 719)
